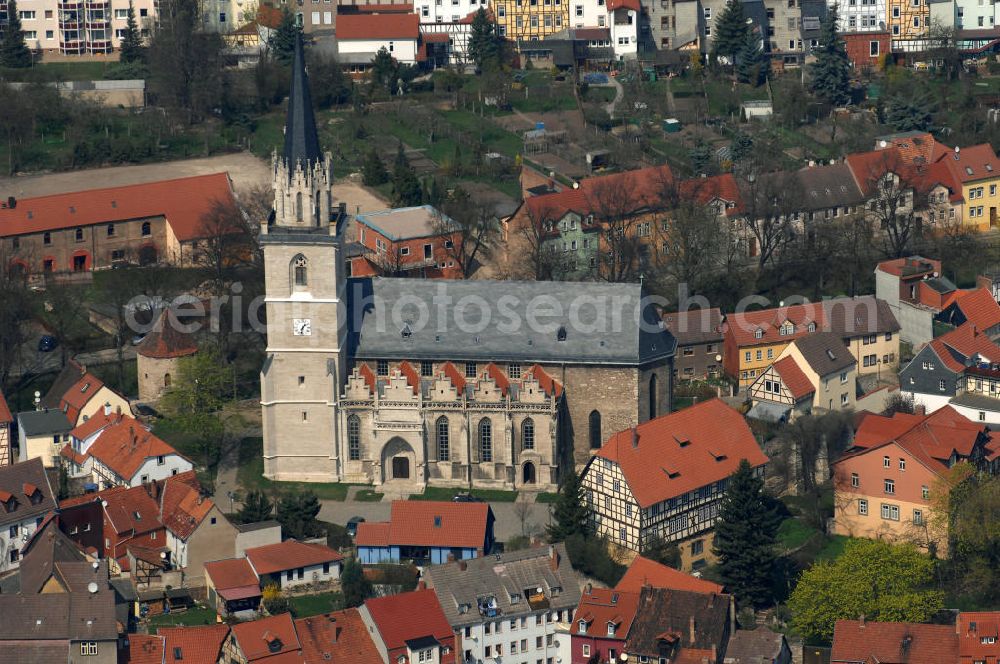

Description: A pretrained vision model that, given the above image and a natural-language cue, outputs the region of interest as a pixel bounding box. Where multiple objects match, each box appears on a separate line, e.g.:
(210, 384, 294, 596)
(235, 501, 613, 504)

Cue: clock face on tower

(293, 318, 312, 336)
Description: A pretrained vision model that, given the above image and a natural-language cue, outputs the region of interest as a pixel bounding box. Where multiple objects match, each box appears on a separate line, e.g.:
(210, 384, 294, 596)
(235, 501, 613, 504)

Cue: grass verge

(410, 486, 519, 502)
(354, 489, 384, 502)
(237, 437, 353, 501)
(147, 605, 217, 628)
(288, 591, 345, 618)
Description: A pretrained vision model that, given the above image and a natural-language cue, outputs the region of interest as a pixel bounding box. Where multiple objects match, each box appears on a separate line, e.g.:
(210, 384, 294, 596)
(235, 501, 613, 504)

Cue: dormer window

(557, 326, 567, 342)
(807, 322, 816, 332)
(578, 620, 587, 634)
(754, 328, 763, 339)
(607, 623, 616, 636)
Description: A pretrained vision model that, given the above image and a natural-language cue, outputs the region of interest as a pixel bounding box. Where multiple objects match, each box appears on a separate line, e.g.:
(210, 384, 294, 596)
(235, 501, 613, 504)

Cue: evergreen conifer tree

(467, 7, 501, 70)
(361, 148, 389, 186)
(736, 28, 766, 86)
(119, 1, 145, 63)
(0, 0, 33, 69)
(268, 7, 300, 64)
(809, 5, 852, 106)
(546, 470, 590, 542)
(713, 460, 781, 608)
(710, 0, 748, 66)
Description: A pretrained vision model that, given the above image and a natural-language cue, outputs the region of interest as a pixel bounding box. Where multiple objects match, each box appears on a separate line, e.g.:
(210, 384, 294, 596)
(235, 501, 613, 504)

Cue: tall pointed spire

(283, 33, 322, 170)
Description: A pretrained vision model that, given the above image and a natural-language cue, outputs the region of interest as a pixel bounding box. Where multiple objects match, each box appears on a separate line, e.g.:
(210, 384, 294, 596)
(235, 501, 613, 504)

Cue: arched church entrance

(522, 461, 536, 485)
(381, 437, 416, 482)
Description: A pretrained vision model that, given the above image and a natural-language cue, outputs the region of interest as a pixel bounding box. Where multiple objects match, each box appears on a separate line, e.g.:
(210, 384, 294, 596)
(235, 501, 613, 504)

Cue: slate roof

(615, 555, 724, 595)
(662, 308, 724, 346)
(283, 34, 322, 173)
(295, 609, 382, 664)
(772, 356, 815, 400)
(356, 500, 491, 550)
(40, 360, 89, 410)
(794, 163, 866, 211)
(724, 628, 787, 663)
(623, 586, 731, 658)
(424, 543, 580, 628)
(246, 540, 344, 576)
(363, 589, 454, 653)
(0, 458, 58, 528)
(593, 399, 768, 508)
(831, 619, 958, 663)
(349, 278, 676, 365)
(0, 173, 236, 242)
(793, 332, 857, 376)
(0, 591, 118, 641)
(17, 408, 72, 437)
(159, 624, 230, 664)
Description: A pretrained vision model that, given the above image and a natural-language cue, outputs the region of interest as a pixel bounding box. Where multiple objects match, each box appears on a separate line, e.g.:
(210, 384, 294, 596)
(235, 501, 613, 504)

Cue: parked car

(133, 403, 162, 421)
(346, 516, 365, 537)
(452, 492, 485, 503)
(38, 335, 58, 352)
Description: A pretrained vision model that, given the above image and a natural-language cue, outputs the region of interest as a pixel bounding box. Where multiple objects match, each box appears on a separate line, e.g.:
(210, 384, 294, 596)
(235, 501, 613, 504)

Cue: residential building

(245, 539, 344, 590)
(936, 287, 1000, 338)
(784, 162, 867, 240)
(723, 296, 899, 388)
(358, 588, 458, 664)
(957, 612, 1000, 664)
(355, 500, 494, 565)
(295, 608, 383, 664)
(350, 205, 464, 278)
(0, 458, 58, 572)
(614, 554, 724, 594)
(570, 585, 639, 664)
(843, 31, 891, 68)
(0, 590, 119, 663)
(724, 628, 792, 664)
(930, 0, 1000, 30)
(0, 389, 13, 466)
(831, 618, 959, 664)
(158, 624, 230, 664)
(158, 471, 238, 584)
(899, 322, 1000, 413)
(234, 520, 282, 558)
(225, 612, 303, 663)
(747, 332, 858, 422)
(887, 0, 929, 40)
(831, 0, 888, 34)
(662, 308, 724, 381)
(424, 544, 580, 664)
(205, 557, 262, 618)
(335, 12, 423, 68)
(495, 0, 570, 42)
(136, 306, 199, 403)
(17, 408, 73, 468)
(516, 26, 617, 69)
(0, 173, 237, 279)
(41, 360, 132, 428)
(0, 0, 156, 56)
(123, 634, 166, 663)
(17, 514, 105, 594)
(875, 256, 955, 347)
(580, 399, 769, 567)
(81, 414, 193, 488)
(936, 144, 1000, 231)
(258, 46, 676, 490)
(831, 405, 999, 556)
(623, 586, 734, 664)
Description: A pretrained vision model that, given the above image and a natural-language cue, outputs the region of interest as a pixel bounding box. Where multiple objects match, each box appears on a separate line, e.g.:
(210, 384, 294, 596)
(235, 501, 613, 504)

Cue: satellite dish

(92, 561, 99, 570)
(536, 587, 543, 594)
(715, 354, 722, 362)
(87, 582, 99, 594)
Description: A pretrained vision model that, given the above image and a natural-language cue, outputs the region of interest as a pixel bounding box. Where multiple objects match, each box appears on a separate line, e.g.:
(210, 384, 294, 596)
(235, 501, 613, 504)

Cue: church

(259, 39, 677, 492)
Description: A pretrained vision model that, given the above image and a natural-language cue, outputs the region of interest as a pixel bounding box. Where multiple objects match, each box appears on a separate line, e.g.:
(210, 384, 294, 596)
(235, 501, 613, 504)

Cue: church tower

(259, 35, 347, 482)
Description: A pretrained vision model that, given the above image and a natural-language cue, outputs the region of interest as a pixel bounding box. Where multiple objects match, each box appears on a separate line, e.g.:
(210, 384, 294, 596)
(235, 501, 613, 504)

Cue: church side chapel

(259, 37, 676, 492)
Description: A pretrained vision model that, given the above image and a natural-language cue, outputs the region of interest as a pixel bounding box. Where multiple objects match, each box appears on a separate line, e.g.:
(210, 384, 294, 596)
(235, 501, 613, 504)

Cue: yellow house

(40, 360, 133, 428)
(724, 297, 900, 388)
(495, 0, 569, 41)
(17, 409, 73, 468)
(887, 0, 928, 39)
(937, 144, 1000, 231)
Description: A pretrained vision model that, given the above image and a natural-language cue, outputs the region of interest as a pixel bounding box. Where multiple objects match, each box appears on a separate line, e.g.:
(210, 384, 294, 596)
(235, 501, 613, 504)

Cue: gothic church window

(589, 410, 602, 449)
(437, 417, 450, 461)
(479, 418, 493, 462)
(293, 254, 308, 287)
(348, 415, 361, 460)
(522, 418, 535, 450)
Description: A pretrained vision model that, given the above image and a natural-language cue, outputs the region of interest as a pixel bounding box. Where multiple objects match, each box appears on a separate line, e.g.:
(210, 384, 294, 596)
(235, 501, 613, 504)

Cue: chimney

(459, 560, 468, 571)
(859, 614, 866, 627)
(631, 427, 639, 448)
(417, 580, 426, 590)
(977, 275, 992, 291)
(914, 404, 926, 416)
(6, 196, 15, 209)
(711, 644, 717, 661)
(549, 545, 559, 571)
(103, 402, 111, 417)
(689, 616, 696, 644)
(585, 582, 593, 595)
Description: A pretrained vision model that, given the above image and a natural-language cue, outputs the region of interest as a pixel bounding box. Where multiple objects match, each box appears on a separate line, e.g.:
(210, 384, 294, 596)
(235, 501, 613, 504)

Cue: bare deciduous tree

(738, 168, 802, 269)
(519, 201, 578, 281)
(436, 188, 500, 279)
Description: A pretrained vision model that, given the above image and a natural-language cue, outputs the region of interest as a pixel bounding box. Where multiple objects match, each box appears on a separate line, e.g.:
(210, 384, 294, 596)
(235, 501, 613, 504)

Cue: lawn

(410, 486, 518, 502)
(147, 605, 217, 628)
(288, 591, 345, 618)
(354, 489, 384, 502)
(535, 492, 560, 504)
(237, 437, 353, 501)
(777, 518, 821, 552)
(1, 61, 111, 82)
(814, 535, 853, 562)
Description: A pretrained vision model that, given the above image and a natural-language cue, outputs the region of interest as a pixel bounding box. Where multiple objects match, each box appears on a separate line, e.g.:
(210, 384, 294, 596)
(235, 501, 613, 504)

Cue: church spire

(282, 33, 322, 171)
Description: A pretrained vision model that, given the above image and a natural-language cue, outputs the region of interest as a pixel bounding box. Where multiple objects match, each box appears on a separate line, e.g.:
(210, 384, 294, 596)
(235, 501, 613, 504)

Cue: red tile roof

(772, 356, 815, 400)
(927, 322, 1000, 373)
(230, 613, 302, 662)
(958, 611, 1000, 663)
(876, 256, 942, 279)
(60, 372, 107, 423)
(948, 288, 1000, 331)
(137, 309, 199, 359)
(350, 2, 414, 11)
(484, 363, 510, 395)
(159, 624, 230, 664)
(523, 165, 675, 222)
(246, 540, 344, 576)
(831, 619, 958, 664)
(355, 521, 391, 547)
(336, 12, 420, 39)
(615, 555, 724, 595)
(123, 634, 166, 664)
(937, 143, 1000, 184)
(846, 147, 916, 196)
(102, 485, 163, 537)
(724, 297, 897, 348)
(594, 399, 769, 508)
(205, 558, 261, 601)
(158, 471, 215, 540)
(355, 500, 490, 549)
(606, 0, 640, 10)
(574, 587, 640, 639)
(59, 443, 87, 466)
(358, 364, 377, 394)
(295, 609, 382, 664)
(363, 589, 454, 655)
(0, 389, 11, 423)
(877, 132, 951, 165)
(679, 173, 743, 215)
(422, 31, 450, 42)
(525, 364, 563, 397)
(398, 361, 420, 395)
(440, 361, 466, 394)
(86, 414, 186, 480)
(70, 409, 117, 441)
(0, 173, 236, 242)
